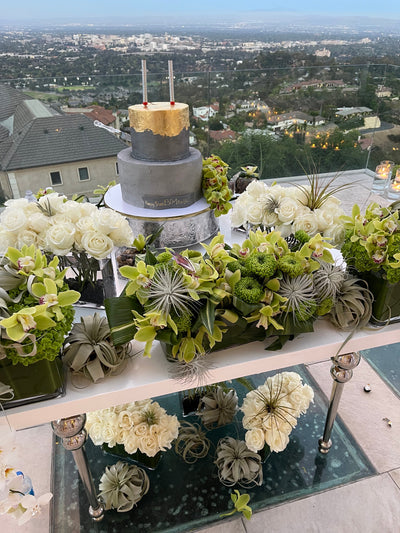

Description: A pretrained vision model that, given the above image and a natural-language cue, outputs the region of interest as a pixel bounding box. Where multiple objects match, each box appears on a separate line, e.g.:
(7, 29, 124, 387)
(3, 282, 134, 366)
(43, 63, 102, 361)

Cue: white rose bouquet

(0, 192, 133, 291)
(230, 175, 348, 247)
(86, 399, 180, 459)
(241, 371, 314, 453)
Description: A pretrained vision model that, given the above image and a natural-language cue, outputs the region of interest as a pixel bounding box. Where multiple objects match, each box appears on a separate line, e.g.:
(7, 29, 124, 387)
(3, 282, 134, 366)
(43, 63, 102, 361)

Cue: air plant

(98, 461, 149, 512)
(328, 276, 373, 330)
(174, 422, 211, 464)
(214, 437, 263, 488)
(197, 387, 238, 429)
(278, 274, 317, 322)
(313, 261, 346, 301)
(167, 352, 214, 385)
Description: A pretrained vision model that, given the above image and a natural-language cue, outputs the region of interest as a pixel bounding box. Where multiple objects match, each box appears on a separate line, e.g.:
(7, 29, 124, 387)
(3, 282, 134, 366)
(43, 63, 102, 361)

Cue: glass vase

(357, 270, 400, 325)
(102, 443, 162, 470)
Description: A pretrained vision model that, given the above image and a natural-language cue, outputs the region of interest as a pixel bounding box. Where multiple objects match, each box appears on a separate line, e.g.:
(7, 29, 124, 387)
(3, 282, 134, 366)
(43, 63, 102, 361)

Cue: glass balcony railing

(1, 62, 400, 181)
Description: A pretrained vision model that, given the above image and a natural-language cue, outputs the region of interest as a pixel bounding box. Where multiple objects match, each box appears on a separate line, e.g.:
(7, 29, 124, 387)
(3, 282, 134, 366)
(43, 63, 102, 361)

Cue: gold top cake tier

(128, 102, 189, 137)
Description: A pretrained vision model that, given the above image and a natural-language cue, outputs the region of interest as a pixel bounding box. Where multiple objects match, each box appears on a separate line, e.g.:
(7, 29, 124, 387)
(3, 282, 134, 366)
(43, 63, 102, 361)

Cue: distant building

(209, 129, 236, 141)
(62, 105, 117, 128)
(335, 106, 372, 118)
(375, 85, 392, 98)
(0, 84, 126, 199)
(267, 111, 325, 132)
(314, 48, 331, 58)
(192, 103, 219, 121)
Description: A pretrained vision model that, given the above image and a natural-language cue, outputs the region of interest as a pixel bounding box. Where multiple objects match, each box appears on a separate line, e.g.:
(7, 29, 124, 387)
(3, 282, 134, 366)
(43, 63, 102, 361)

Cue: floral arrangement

(230, 178, 347, 246)
(0, 192, 133, 289)
(85, 399, 180, 458)
(106, 229, 337, 368)
(341, 202, 400, 283)
(202, 155, 233, 216)
(0, 427, 52, 525)
(0, 245, 79, 365)
(241, 371, 314, 453)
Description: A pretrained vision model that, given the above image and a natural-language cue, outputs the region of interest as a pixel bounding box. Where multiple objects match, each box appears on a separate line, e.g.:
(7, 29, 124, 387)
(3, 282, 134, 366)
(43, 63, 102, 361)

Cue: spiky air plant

(295, 162, 352, 211)
(98, 461, 150, 512)
(167, 352, 214, 385)
(197, 387, 238, 429)
(174, 421, 211, 464)
(313, 261, 346, 301)
(328, 276, 373, 330)
(63, 313, 132, 383)
(143, 265, 196, 317)
(278, 274, 317, 322)
(263, 194, 281, 216)
(214, 437, 263, 488)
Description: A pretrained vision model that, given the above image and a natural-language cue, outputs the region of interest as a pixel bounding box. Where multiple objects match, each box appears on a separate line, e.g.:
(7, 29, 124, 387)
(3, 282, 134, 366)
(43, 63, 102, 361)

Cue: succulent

(98, 461, 149, 512)
(214, 437, 263, 488)
(174, 421, 211, 463)
(328, 276, 373, 330)
(62, 313, 131, 383)
(197, 387, 238, 429)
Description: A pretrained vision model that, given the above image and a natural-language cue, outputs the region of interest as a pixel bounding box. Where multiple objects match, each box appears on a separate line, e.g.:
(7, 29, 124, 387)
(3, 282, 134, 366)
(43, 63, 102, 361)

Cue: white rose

(266, 428, 290, 453)
(93, 208, 124, 235)
(262, 210, 279, 227)
(4, 198, 29, 209)
(275, 223, 293, 238)
(292, 213, 319, 236)
(246, 202, 264, 225)
(230, 202, 248, 228)
(59, 200, 82, 223)
(323, 223, 346, 247)
(139, 435, 159, 457)
(79, 202, 98, 217)
(75, 216, 95, 234)
(81, 231, 114, 259)
(50, 213, 72, 225)
(108, 219, 134, 247)
(245, 428, 265, 452)
(0, 230, 12, 254)
(0, 208, 27, 233)
(45, 222, 76, 255)
(123, 433, 139, 455)
(313, 208, 335, 232)
(87, 422, 106, 445)
(28, 212, 51, 234)
(38, 192, 66, 214)
(275, 197, 300, 224)
(17, 229, 38, 248)
(246, 180, 268, 199)
(102, 426, 118, 447)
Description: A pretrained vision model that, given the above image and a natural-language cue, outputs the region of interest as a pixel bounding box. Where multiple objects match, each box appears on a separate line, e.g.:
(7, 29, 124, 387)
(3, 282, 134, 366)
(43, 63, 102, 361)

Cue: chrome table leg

(318, 351, 361, 454)
(52, 414, 104, 521)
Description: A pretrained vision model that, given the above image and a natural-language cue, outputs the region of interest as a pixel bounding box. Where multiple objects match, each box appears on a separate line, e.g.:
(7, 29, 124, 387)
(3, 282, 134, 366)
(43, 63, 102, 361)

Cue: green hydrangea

(234, 277, 264, 304)
(156, 251, 173, 263)
(294, 230, 311, 244)
(245, 252, 277, 279)
(171, 311, 192, 332)
(277, 255, 304, 277)
(227, 260, 252, 277)
(317, 297, 334, 316)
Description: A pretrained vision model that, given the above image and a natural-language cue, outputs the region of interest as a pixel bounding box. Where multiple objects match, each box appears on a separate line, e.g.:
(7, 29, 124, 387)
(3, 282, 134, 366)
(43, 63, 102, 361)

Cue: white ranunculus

(108, 219, 134, 247)
(275, 197, 299, 224)
(0, 208, 27, 234)
(292, 213, 319, 236)
(45, 222, 76, 255)
(245, 428, 265, 453)
(93, 208, 125, 235)
(27, 212, 51, 234)
(81, 231, 114, 259)
(246, 180, 268, 199)
(17, 229, 38, 248)
(230, 202, 248, 228)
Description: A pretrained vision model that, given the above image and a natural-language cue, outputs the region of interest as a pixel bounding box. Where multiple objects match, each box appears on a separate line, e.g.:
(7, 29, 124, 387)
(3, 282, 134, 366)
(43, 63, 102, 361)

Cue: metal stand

(52, 414, 104, 521)
(318, 352, 361, 454)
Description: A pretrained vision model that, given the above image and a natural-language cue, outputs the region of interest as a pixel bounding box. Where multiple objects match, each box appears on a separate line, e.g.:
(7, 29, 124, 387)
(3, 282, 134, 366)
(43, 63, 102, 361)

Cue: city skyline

(2, 0, 400, 22)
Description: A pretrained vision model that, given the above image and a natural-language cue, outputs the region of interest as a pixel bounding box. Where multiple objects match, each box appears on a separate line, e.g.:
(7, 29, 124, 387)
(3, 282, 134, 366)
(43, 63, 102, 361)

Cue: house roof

(0, 84, 33, 123)
(13, 99, 58, 133)
(209, 129, 236, 141)
(1, 114, 126, 171)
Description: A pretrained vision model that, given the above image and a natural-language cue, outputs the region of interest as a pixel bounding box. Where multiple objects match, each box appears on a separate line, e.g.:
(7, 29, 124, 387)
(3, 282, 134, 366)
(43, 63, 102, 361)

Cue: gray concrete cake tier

(105, 185, 219, 249)
(118, 146, 203, 209)
(130, 127, 190, 162)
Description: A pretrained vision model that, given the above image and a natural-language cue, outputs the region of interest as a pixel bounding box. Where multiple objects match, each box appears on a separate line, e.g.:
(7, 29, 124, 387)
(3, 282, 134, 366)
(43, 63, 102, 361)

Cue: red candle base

(170, 101, 175, 106)
(143, 102, 148, 107)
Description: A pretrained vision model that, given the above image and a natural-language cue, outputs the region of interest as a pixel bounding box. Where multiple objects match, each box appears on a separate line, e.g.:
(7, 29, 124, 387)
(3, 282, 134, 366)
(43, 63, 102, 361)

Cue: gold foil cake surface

(129, 102, 189, 137)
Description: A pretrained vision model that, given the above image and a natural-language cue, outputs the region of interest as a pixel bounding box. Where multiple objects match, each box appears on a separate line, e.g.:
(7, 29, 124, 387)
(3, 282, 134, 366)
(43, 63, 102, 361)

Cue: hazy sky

(2, 0, 400, 20)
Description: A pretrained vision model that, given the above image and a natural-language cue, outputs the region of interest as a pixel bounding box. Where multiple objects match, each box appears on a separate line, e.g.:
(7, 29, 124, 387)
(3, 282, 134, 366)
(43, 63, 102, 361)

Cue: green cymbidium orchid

(220, 490, 253, 521)
(31, 278, 80, 321)
(6, 245, 46, 275)
(121, 261, 155, 300)
(0, 304, 56, 341)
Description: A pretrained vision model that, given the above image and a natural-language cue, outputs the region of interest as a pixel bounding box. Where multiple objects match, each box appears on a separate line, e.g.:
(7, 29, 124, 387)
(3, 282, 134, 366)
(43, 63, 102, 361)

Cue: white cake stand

(104, 184, 219, 249)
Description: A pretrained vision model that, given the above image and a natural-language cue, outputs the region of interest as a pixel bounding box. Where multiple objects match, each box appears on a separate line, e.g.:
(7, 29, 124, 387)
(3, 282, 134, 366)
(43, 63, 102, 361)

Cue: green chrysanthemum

(227, 260, 252, 277)
(277, 255, 304, 278)
(245, 252, 277, 279)
(295, 299, 318, 322)
(317, 297, 334, 316)
(294, 230, 311, 244)
(234, 277, 264, 304)
(171, 310, 192, 332)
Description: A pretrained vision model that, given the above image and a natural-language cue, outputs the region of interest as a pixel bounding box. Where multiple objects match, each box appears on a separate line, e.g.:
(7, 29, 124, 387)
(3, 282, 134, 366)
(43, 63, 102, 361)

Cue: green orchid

(201, 234, 236, 273)
(220, 490, 252, 521)
(31, 278, 80, 321)
(6, 245, 46, 275)
(121, 261, 155, 299)
(0, 304, 56, 342)
(171, 333, 206, 362)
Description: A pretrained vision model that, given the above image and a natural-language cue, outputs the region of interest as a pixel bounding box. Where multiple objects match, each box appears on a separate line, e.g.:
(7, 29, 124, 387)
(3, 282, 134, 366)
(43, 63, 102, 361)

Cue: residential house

(0, 84, 126, 199)
(192, 103, 219, 121)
